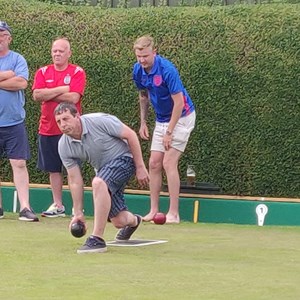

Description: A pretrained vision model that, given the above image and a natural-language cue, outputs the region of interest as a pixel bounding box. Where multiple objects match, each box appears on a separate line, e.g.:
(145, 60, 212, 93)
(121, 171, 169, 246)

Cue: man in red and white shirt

(32, 37, 86, 217)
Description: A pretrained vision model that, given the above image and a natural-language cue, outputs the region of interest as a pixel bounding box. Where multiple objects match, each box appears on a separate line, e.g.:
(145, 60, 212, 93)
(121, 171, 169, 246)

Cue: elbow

(72, 96, 81, 104)
(32, 93, 38, 101)
(17, 77, 28, 90)
(21, 81, 28, 90)
(32, 91, 40, 102)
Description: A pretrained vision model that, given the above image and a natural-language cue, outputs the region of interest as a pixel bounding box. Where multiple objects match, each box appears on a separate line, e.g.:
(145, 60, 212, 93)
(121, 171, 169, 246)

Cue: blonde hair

(133, 35, 155, 51)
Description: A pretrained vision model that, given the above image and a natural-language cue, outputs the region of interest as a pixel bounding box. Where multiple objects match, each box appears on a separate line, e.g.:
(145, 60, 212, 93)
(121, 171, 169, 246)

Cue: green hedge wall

(1, 0, 299, 197)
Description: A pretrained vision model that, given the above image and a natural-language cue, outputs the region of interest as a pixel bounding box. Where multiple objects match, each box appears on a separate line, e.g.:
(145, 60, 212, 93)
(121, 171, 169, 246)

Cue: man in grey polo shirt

(55, 102, 149, 254)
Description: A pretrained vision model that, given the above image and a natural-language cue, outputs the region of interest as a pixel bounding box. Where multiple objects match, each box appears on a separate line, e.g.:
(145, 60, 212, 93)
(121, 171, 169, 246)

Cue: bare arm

(167, 92, 184, 133)
(53, 92, 81, 104)
(138, 90, 150, 140)
(121, 124, 149, 187)
(0, 70, 15, 81)
(67, 165, 87, 230)
(0, 76, 28, 91)
(67, 165, 85, 217)
(139, 90, 150, 124)
(162, 92, 184, 151)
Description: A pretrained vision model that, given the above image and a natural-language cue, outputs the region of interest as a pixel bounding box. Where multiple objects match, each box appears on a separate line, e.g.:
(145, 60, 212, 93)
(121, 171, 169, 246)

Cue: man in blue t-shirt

(133, 35, 196, 224)
(0, 21, 38, 221)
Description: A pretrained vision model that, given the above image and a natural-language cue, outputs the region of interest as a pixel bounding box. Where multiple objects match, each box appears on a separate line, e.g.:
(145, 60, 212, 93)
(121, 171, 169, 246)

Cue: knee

(163, 159, 177, 173)
(149, 159, 162, 171)
(91, 177, 106, 191)
(10, 159, 27, 170)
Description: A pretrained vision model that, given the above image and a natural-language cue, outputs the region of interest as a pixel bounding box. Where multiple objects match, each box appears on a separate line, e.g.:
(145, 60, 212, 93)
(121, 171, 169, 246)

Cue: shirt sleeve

(32, 68, 46, 90)
(69, 67, 86, 95)
(58, 137, 78, 169)
(132, 64, 145, 90)
(14, 54, 29, 81)
(163, 66, 184, 95)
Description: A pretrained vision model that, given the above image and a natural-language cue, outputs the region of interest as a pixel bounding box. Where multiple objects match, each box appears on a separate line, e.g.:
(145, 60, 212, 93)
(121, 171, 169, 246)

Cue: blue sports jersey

(0, 50, 29, 127)
(133, 55, 195, 122)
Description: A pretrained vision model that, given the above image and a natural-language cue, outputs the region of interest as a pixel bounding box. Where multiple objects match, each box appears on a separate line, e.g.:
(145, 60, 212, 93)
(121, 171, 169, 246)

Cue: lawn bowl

(153, 212, 166, 225)
(71, 221, 86, 238)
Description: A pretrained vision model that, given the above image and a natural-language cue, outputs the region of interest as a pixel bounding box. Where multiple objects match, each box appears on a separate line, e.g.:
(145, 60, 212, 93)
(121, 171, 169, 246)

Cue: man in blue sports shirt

(132, 35, 196, 224)
(0, 21, 38, 221)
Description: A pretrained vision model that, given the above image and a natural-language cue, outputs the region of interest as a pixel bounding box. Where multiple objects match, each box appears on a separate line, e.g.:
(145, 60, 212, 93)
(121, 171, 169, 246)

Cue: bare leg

(91, 177, 138, 238)
(49, 172, 63, 207)
(111, 210, 138, 229)
(91, 177, 111, 238)
(0, 169, 2, 208)
(0, 182, 2, 218)
(143, 151, 164, 221)
(163, 148, 182, 223)
(0, 182, 2, 208)
(10, 159, 30, 210)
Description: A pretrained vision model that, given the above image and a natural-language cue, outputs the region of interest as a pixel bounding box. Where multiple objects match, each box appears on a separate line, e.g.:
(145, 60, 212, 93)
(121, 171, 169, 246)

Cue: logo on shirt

(153, 75, 162, 87)
(64, 74, 71, 85)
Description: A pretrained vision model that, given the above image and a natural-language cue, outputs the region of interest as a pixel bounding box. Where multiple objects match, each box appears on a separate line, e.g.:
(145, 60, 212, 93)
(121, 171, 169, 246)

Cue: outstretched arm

(67, 165, 85, 217)
(121, 124, 149, 187)
(66, 165, 87, 231)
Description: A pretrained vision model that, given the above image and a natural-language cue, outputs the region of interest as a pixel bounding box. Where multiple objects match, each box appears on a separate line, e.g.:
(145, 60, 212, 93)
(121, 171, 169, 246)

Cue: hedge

(1, 0, 299, 197)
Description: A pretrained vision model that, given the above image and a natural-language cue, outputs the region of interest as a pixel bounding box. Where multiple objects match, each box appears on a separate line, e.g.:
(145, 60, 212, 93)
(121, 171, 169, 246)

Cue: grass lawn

(1, 213, 300, 300)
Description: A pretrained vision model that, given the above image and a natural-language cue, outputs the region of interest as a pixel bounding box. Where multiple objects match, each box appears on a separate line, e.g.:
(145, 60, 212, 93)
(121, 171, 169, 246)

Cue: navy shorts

(37, 134, 63, 173)
(96, 156, 135, 219)
(0, 123, 30, 160)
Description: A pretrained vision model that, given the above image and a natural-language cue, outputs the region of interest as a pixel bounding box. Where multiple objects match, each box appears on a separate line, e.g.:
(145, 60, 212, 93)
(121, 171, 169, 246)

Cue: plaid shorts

(96, 155, 135, 219)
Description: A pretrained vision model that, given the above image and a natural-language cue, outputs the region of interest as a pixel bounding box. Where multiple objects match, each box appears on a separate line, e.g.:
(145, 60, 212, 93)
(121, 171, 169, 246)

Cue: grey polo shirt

(58, 113, 132, 172)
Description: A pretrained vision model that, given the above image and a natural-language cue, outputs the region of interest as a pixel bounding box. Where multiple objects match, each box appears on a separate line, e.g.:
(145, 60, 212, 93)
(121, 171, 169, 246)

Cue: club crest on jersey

(153, 75, 162, 87)
(64, 74, 71, 85)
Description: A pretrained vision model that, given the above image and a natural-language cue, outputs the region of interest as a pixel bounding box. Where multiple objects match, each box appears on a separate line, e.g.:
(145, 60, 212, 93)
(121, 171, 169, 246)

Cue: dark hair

(54, 102, 78, 116)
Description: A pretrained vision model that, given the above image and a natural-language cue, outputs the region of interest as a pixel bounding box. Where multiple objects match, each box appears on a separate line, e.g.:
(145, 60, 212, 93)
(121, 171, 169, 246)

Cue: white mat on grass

(106, 239, 168, 247)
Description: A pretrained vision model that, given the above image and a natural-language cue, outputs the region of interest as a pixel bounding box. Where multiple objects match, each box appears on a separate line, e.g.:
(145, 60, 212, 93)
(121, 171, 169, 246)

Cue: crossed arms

(33, 86, 81, 104)
(0, 70, 27, 90)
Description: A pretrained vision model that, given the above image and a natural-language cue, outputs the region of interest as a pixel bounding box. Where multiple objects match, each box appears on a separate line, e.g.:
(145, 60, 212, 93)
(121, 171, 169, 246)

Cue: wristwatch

(166, 130, 172, 136)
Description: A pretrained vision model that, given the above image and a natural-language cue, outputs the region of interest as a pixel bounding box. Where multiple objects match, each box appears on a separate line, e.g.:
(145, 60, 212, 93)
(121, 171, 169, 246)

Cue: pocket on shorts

(172, 113, 196, 143)
(172, 126, 190, 143)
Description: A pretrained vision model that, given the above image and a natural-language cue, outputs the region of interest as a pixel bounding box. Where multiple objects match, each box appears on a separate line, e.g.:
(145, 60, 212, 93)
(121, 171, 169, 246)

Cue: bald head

(51, 38, 71, 70)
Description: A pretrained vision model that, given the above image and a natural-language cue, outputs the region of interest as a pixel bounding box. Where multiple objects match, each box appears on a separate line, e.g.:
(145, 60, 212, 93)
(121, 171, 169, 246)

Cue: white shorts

(151, 111, 196, 153)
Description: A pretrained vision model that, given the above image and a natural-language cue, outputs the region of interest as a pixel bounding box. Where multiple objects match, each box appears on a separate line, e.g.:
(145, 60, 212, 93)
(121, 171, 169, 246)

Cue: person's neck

(70, 120, 83, 140)
(0, 49, 9, 58)
(54, 63, 69, 71)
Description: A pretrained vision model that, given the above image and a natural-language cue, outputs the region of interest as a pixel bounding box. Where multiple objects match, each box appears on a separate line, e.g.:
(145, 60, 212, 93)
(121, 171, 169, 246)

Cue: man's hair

(54, 102, 78, 117)
(53, 36, 70, 43)
(52, 37, 71, 50)
(133, 35, 155, 51)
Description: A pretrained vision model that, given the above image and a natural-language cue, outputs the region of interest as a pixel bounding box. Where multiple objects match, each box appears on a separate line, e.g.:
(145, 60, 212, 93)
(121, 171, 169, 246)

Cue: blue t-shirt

(133, 55, 195, 122)
(0, 50, 29, 127)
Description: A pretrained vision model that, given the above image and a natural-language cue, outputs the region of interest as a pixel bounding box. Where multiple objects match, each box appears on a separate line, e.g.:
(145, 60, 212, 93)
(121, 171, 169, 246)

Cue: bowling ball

(153, 212, 166, 225)
(70, 221, 86, 238)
